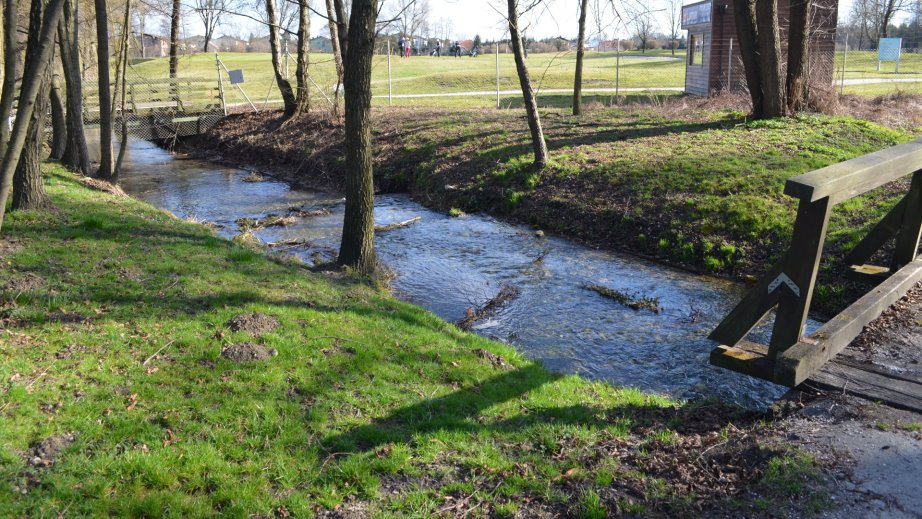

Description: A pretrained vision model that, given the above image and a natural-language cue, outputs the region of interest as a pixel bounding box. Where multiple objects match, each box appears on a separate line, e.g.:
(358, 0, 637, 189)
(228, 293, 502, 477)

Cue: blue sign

(879, 38, 902, 61)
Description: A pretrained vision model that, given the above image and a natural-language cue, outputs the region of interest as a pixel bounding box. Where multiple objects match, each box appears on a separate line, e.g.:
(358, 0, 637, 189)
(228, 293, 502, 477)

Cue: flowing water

(116, 138, 795, 409)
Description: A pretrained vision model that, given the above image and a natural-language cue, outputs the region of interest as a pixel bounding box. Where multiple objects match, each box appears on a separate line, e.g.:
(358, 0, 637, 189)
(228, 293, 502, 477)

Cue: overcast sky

(193, 0, 881, 42)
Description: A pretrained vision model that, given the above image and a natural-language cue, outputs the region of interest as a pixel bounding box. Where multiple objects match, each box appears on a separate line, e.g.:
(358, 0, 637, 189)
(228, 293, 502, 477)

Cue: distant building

(681, 0, 838, 96)
(134, 33, 168, 58)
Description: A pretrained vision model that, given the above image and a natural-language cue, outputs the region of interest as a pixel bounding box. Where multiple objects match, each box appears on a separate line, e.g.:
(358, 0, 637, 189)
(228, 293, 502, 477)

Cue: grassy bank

(190, 101, 912, 314)
(0, 165, 826, 516)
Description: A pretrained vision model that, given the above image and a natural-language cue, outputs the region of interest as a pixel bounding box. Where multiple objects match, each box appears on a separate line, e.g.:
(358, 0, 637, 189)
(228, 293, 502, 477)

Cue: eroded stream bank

(118, 137, 792, 408)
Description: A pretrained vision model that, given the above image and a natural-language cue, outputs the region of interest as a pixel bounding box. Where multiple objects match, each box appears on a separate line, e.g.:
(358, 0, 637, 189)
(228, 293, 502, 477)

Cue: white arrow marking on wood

(767, 273, 801, 298)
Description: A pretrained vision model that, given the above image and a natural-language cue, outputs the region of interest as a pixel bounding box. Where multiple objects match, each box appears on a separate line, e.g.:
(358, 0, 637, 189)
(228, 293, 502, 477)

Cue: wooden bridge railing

(710, 139, 922, 387)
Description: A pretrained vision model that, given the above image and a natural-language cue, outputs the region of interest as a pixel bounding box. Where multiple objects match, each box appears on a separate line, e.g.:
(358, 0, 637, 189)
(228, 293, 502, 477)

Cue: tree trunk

(0, 0, 63, 232)
(58, 0, 91, 174)
(13, 72, 51, 210)
(203, 33, 211, 53)
(169, 0, 180, 78)
(325, 0, 344, 84)
(507, 0, 547, 168)
(755, 0, 785, 117)
(294, 0, 310, 115)
(266, 0, 297, 118)
(572, 0, 588, 116)
(337, 0, 377, 274)
(786, 0, 812, 112)
(733, 0, 763, 118)
(114, 0, 131, 176)
(0, 0, 17, 158)
(49, 73, 67, 160)
(13, 0, 52, 211)
(94, 0, 113, 180)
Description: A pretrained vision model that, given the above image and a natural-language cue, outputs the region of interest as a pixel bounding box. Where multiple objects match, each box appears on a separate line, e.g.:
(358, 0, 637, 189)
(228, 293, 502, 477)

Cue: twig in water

(374, 216, 421, 233)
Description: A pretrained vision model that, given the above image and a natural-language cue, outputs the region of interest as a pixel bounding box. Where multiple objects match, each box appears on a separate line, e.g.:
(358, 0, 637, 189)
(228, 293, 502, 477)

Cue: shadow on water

(112, 137, 796, 409)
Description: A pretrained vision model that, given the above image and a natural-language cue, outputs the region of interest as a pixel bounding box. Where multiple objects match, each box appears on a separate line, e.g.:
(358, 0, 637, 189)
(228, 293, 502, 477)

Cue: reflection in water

(118, 138, 792, 408)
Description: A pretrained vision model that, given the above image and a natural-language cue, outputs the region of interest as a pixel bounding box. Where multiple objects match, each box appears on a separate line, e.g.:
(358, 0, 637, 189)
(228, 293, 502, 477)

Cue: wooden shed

(681, 0, 839, 96)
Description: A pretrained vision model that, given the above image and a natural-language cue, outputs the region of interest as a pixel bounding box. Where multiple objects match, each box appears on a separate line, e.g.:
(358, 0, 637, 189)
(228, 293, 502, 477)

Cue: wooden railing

(710, 139, 922, 387)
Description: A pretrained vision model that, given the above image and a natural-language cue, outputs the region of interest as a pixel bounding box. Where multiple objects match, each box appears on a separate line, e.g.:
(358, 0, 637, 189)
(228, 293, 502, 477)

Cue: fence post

(387, 39, 393, 106)
(840, 34, 848, 96)
(496, 42, 500, 108)
(615, 38, 620, 100)
(215, 52, 227, 116)
(727, 38, 733, 90)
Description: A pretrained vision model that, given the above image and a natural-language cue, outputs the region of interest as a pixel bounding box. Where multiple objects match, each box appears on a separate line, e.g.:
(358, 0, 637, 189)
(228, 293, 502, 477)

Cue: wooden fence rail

(710, 138, 922, 387)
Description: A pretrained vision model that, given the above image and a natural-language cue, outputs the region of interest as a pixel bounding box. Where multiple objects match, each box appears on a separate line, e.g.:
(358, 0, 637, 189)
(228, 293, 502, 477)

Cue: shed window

(689, 34, 704, 66)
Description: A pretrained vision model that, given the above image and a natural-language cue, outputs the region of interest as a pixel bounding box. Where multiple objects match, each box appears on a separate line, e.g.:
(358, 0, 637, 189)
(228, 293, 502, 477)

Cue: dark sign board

(682, 1, 712, 28)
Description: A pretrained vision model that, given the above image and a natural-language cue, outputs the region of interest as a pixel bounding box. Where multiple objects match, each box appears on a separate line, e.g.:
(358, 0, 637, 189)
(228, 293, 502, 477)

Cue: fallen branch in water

(287, 208, 332, 218)
(375, 216, 421, 233)
(235, 215, 298, 232)
(584, 284, 661, 313)
(457, 285, 521, 330)
(266, 238, 312, 248)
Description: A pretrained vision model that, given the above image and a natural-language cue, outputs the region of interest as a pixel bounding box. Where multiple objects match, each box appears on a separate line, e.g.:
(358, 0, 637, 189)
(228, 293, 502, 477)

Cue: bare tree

(0, 0, 63, 232)
(58, 0, 91, 175)
(196, 0, 237, 51)
(325, 0, 343, 83)
(169, 0, 180, 77)
(337, 0, 378, 274)
(13, 0, 54, 211)
(626, 1, 657, 53)
(114, 0, 133, 176)
(0, 0, 17, 159)
(265, 0, 297, 117)
(876, 0, 911, 37)
(49, 73, 66, 160)
(573, 0, 589, 115)
(294, 0, 310, 114)
(666, 0, 682, 55)
(95, 0, 114, 181)
(389, 0, 429, 41)
(507, 0, 547, 168)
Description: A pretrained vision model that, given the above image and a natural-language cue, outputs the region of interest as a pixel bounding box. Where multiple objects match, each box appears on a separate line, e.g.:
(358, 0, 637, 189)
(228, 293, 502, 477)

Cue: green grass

(0, 165, 825, 515)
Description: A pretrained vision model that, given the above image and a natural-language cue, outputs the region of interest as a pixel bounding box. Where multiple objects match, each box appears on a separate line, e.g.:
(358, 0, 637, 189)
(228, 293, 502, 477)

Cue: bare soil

(27, 433, 75, 467)
(220, 342, 278, 362)
(226, 312, 281, 337)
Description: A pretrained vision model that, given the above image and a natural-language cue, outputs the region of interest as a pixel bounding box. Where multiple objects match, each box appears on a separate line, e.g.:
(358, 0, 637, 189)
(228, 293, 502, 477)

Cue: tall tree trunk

(755, 0, 785, 117)
(49, 72, 67, 160)
(114, 0, 131, 175)
(13, 72, 51, 210)
(325, 0, 343, 84)
(94, 0, 114, 180)
(733, 0, 763, 118)
(169, 0, 180, 78)
(572, 0, 588, 116)
(336, 0, 377, 274)
(266, 0, 297, 118)
(507, 0, 547, 168)
(0, 0, 64, 233)
(786, 0, 812, 112)
(58, 0, 91, 174)
(13, 0, 52, 211)
(0, 0, 17, 158)
(294, 0, 310, 115)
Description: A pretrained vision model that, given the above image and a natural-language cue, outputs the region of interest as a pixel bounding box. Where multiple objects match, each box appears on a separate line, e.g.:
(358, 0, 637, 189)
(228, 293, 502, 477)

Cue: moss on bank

(189, 103, 912, 314)
(0, 165, 826, 516)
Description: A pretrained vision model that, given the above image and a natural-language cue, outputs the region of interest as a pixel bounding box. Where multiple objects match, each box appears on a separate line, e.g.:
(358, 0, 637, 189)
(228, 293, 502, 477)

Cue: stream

(116, 138, 794, 409)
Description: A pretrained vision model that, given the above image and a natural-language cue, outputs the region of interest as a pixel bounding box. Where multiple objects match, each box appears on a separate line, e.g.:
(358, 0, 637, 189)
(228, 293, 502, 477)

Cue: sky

(186, 0, 887, 43)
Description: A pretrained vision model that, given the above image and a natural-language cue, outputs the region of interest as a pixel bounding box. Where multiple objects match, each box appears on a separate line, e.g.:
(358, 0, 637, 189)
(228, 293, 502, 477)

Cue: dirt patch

(3, 273, 45, 294)
(837, 92, 922, 131)
(75, 176, 128, 198)
(27, 433, 75, 467)
(46, 311, 88, 324)
(226, 313, 281, 337)
(220, 342, 278, 362)
(0, 237, 22, 258)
